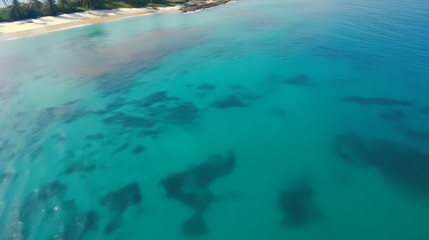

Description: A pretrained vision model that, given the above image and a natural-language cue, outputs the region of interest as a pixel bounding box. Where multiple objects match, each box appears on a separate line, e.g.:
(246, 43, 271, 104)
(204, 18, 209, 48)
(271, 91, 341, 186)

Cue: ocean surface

(1, 0, 429, 239)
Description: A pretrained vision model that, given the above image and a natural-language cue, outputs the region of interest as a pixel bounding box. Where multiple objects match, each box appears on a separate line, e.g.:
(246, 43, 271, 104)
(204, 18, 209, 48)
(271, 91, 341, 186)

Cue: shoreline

(0, 6, 180, 41)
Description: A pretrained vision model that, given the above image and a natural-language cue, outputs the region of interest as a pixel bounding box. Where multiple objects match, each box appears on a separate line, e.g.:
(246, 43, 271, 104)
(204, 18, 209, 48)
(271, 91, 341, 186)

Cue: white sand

(0, 6, 180, 40)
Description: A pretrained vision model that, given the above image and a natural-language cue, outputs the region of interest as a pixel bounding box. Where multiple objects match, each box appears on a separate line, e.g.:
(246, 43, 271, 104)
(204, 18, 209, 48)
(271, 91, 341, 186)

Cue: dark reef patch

(0, 172, 16, 184)
(85, 133, 105, 140)
(229, 84, 242, 89)
(101, 182, 142, 213)
(379, 110, 405, 122)
(32, 101, 88, 134)
(147, 102, 199, 125)
(103, 113, 156, 129)
(161, 152, 236, 235)
(19, 181, 68, 236)
(105, 217, 122, 234)
(138, 91, 180, 107)
(111, 143, 130, 156)
(133, 145, 145, 154)
(65, 161, 96, 175)
(197, 83, 216, 91)
(273, 108, 286, 116)
(279, 182, 322, 227)
(394, 126, 429, 142)
(420, 107, 429, 114)
(101, 182, 142, 234)
(182, 214, 207, 236)
(140, 126, 165, 138)
(335, 133, 429, 194)
(210, 95, 246, 109)
(62, 210, 99, 240)
(340, 96, 413, 106)
(280, 74, 314, 86)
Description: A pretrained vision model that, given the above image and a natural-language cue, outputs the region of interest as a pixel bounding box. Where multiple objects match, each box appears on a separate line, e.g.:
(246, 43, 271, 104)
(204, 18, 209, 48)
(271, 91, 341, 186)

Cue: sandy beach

(0, 6, 180, 40)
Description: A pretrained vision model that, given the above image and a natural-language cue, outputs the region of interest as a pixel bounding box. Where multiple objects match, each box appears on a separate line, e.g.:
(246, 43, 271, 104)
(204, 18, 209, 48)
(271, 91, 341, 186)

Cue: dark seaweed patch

(182, 214, 207, 236)
(111, 143, 130, 156)
(395, 126, 429, 142)
(197, 83, 216, 91)
(138, 91, 180, 107)
(335, 133, 429, 194)
(420, 107, 429, 114)
(340, 96, 413, 106)
(229, 84, 243, 89)
(0, 172, 16, 184)
(273, 108, 286, 116)
(103, 113, 156, 129)
(161, 152, 236, 235)
(140, 126, 165, 138)
(19, 181, 67, 234)
(32, 101, 88, 134)
(280, 74, 314, 86)
(85, 133, 104, 140)
(63, 210, 99, 240)
(210, 95, 246, 109)
(101, 182, 142, 213)
(35, 181, 67, 202)
(147, 102, 199, 125)
(279, 183, 322, 227)
(105, 217, 121, 234)
(101, 182, 142, 234)
(133, 145, 145, 154)
(379, 110, 405, 122)
(65, 162, 96, 175)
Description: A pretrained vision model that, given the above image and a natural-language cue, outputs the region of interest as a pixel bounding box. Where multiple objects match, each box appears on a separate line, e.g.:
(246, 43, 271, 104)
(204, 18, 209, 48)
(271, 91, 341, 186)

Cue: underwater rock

(111, 143, 130, 156)
(340, 96, 413, 106)
(139, 91, 180, 107)
(133, 145, 145, 154)
(280, 74, 314, 86)
(394, 126, 429, 142)
(103, 113, 156, 129)
(148, 102, 199, 125)
(210, 95, 246, 109)
(65, 161, 96, 175)
(335, 133, 429, 194)
(279, 183, 322, 227)
(100, 182, 142, 234)
(140, 126, 165, 138)
(104, 216, 122, 234)
(101, 182, 142, 213)
(85, 133, 105, 140)
(197, 83, 216, 91)
(229, 84, 243, 89)
(164, 102, 199, 125)
(161, 152, 236, 235)
(182, 214, 207, 236)
(420, 107, 429, 114)
(0, 172, 16, 184)
(379, 110, 405, 122)
(35, 181, 67, 202)
(19, 181, 68, 233)
(273, 108, 286, 116)
(103, 97, 129, 112)
(63, 210, 99, 240)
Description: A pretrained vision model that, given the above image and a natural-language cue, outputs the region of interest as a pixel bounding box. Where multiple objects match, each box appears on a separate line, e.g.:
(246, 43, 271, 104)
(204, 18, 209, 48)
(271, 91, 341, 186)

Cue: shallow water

(1, 0, 429, 239)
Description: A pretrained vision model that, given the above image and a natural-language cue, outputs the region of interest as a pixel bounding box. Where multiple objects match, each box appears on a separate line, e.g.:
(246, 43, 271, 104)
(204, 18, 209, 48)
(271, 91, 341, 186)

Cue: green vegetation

(0, 0, 185, 22)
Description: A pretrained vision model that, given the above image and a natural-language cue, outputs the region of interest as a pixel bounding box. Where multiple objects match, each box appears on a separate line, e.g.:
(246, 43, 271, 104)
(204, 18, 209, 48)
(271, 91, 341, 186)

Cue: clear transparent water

(1, 0, 429, 239)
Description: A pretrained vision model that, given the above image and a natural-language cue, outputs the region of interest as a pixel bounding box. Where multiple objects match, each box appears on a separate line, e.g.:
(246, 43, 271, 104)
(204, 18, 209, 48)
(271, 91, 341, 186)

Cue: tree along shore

(0, 0, 232, 22)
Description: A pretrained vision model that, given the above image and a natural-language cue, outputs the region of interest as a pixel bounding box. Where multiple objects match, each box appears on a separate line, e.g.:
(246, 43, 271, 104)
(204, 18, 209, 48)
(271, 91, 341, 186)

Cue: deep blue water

(1, 0, 429, 239)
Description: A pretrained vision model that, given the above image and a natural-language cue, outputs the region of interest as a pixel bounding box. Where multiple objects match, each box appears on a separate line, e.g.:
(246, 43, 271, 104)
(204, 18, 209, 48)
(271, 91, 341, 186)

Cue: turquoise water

(1, 0, 429, 239)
